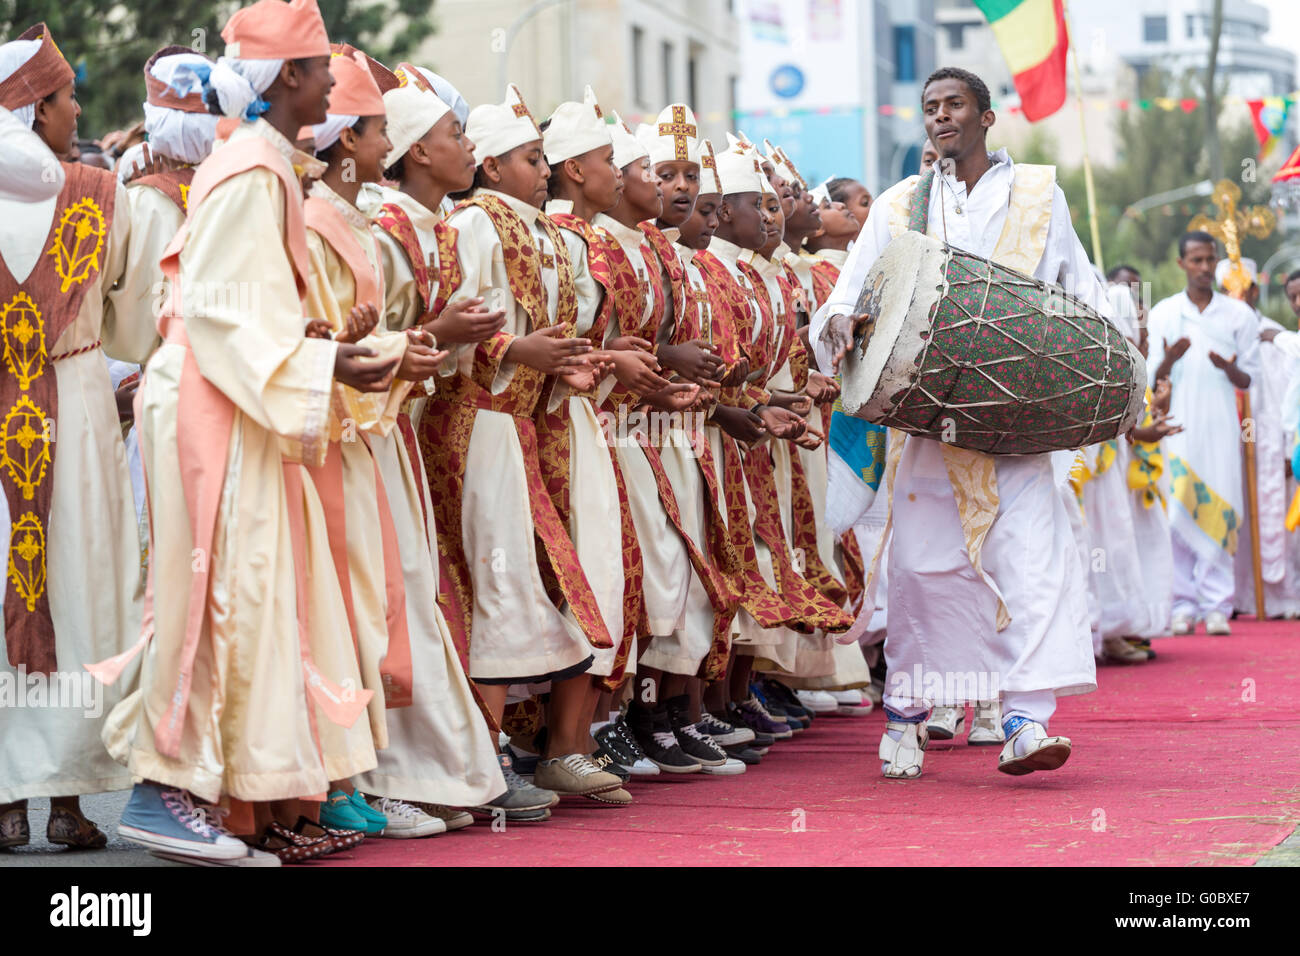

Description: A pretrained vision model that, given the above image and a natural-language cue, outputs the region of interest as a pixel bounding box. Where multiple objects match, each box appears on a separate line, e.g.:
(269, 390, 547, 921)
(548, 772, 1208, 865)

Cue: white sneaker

(879, 721, 928, 779)
(926, 705, 964, 740)
(1205, 612, 1231, 635)
(829, 688, 874, 715)
(1171, 614, 1194, 635)
(702, 757, 747, 775)
(997, 720, 1071, 776)
(366, 797, 447, 839)
(629, 757, 660, 776)
(796, 689, 839, 713)
(967, 700, 1004, 745)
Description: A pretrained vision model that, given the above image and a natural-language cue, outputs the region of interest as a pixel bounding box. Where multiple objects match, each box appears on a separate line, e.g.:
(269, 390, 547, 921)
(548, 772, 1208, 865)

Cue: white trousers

(1171, 529, 1235, 619)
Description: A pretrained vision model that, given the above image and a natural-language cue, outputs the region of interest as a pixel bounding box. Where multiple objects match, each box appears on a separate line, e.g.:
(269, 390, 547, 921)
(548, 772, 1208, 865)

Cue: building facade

(413, 0, 742, 142)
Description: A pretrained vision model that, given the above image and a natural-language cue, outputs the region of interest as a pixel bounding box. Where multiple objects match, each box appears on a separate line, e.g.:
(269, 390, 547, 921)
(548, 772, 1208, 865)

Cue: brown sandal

(256, 822, 329, 864)
(0, 803, 29, 849)
(47, 806, 108, 849)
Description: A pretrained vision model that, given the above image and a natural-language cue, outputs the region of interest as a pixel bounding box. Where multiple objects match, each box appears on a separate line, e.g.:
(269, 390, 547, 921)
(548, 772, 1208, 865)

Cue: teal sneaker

(347, 791, 389, 835)
(320, 790, 378, 835)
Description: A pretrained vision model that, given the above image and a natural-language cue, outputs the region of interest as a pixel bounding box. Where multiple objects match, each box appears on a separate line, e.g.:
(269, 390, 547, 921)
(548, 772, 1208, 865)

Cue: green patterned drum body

(840, 231, 1146, 455)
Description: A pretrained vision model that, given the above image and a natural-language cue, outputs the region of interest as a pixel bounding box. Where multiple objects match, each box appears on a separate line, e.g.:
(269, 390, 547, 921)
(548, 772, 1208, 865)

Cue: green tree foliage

(1003, 69, 1293, 325)
(1, 0, 437, 137)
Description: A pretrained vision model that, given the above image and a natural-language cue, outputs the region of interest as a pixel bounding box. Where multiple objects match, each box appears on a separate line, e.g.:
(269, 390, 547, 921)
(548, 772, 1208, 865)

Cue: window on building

(632, 26, 645, 107)
(1143, 15, 1167, 43)
(894, 25, 916, 83)
(662, 41, 674, 104)
(728, 74, 738, 127)
(943, 23, 964, 50)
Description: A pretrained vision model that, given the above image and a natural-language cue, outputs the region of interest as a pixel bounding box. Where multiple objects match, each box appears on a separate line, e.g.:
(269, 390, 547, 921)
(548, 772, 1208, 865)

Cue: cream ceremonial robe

(110, 121, 374, 805)
(1234, 315, 1300, 617)
(1147, 291, 1261, 619)
(812, 150, 1100, 718)
(1078, 443, 1149, 643)
(443, 189, 592, 681)
(593, 212, 692, 639)
(304, 181, 410, 751)
(543, 201, 624, 677)
(639, 237, 729, 675)
(361, 186, 506, 806)
(0, 176, 145, 803)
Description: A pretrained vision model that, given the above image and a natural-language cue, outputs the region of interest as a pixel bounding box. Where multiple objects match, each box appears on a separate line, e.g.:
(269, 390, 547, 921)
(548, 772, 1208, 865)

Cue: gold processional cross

(1188, 179, 1275, 296)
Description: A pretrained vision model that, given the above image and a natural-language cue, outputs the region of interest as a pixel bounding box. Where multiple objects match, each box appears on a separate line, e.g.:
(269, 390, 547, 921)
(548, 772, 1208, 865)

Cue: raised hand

(507, 326, 593, 374)
(396, 328, 450, 381)
(792, 422, 826, 450)
(756, 405, 807, 440)
(825, 312, 873, 373)
(334, 343, 398, 393)
(304, 318, 333, 340)
(425, 296, 508, 344)
(643, 381, 701, 412)
(713, 404, 767, 443)
(604, 348, 671, 393)
(337, 303, 380, 344)
(657, 339, 725, 388)
(805, 370, 840, 404)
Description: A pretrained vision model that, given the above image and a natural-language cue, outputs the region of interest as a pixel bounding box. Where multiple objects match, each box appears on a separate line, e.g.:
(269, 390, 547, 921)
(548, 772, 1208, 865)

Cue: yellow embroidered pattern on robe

(1127, 389, 1165, 509)
(1068, 439, 1118, 510)
(0, 286, 54, 611)
(1168, 453, 1238, 555)
(47, 198, 106, 293)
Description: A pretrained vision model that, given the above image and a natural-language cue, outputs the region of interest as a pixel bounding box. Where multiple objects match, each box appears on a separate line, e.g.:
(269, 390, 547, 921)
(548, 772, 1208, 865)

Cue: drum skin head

(841, 231, 946, 421)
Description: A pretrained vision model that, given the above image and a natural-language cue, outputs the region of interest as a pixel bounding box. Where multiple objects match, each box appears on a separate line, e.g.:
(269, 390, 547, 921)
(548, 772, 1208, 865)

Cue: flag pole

(1063, 0, 1104, 272)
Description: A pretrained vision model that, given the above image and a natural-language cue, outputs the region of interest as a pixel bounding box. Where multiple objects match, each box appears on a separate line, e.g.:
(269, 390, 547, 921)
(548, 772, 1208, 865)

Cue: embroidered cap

(221, 0, 330, 61)
(0, 23, 75, 111)
(382, 61, 452, 168)
(763, 138, 807, 190)
(543, 85, 611, 165)
(698, 139, 723, 195)
(609, 110, 648, 170)
(714, 132, 775, 197)
(637, 103, 701, 166)
(466, 83, 542, 165)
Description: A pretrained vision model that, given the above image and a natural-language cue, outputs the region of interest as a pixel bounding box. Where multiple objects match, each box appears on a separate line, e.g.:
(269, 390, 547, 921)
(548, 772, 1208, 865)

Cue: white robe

(810, 150, 1102, 710)
(1147, 291, 1261, 617)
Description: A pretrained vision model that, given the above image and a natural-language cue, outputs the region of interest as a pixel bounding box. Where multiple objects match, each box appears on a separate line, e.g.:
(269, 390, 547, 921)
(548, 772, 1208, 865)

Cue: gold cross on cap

(658, 106, 697, 161)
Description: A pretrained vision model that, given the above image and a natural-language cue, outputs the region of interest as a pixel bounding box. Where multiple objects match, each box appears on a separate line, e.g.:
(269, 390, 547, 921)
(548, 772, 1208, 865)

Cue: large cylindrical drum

(840, 231, 1146, 455)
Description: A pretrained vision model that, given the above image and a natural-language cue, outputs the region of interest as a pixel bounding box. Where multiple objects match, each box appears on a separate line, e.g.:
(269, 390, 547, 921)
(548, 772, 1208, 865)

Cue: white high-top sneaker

(796, 689, 839, 713)
(1205, 612, 1232, 635)
(926, 705, 964, 740)
(967, 700, 1005, 746)
(879, 721, 928, 779)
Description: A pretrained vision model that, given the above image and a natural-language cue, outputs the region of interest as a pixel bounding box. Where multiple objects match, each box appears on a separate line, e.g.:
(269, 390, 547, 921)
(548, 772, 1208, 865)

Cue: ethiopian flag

(974, 0, 1069, 122)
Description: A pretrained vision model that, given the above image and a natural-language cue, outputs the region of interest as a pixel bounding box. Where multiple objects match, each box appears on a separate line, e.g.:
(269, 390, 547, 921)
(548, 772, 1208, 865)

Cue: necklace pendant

(955, 205, 963, 215)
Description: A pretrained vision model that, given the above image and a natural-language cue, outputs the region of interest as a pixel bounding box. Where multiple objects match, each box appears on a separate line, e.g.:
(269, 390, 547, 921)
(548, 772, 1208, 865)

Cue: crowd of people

(1, 0, 1298, 866)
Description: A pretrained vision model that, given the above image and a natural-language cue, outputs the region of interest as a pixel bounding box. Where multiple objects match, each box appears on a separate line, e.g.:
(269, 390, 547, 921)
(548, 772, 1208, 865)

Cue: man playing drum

(812, 67, 1112, 780)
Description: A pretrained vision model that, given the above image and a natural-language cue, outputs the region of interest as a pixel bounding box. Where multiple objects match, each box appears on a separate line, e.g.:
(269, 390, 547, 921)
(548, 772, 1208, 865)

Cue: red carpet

(326, 619, 1300, 866)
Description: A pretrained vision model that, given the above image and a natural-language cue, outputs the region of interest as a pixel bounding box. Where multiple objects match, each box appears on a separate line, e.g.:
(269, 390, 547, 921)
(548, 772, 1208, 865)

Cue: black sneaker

(594, 722, 638, 770)
(628, 705, 701, 774)
(589, 742, 631, 783)
(760, 679, 814, 725)
(609, 713, 661, 777)
(724, 744, 762, 765)
(665, 695, 727, 767)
